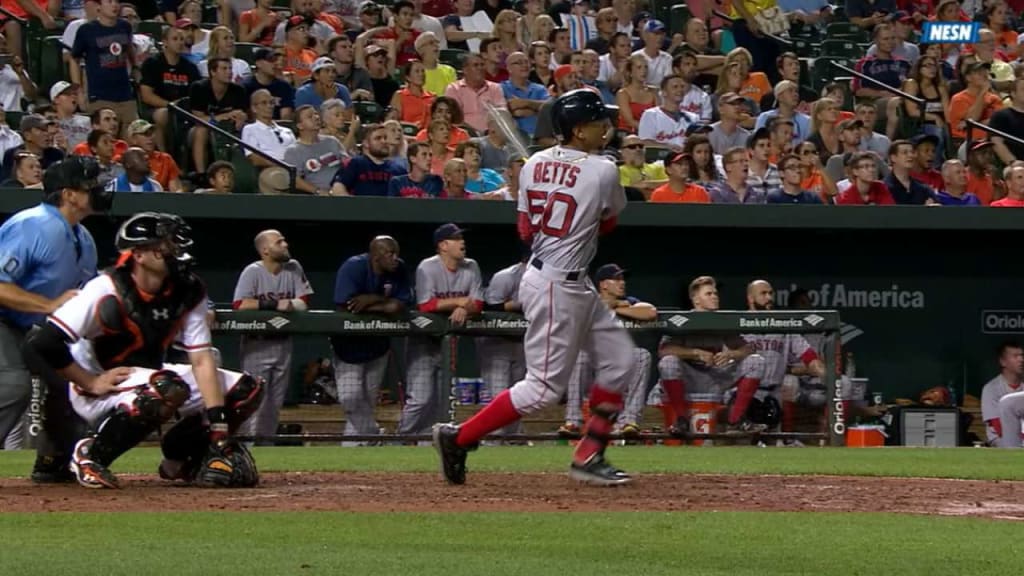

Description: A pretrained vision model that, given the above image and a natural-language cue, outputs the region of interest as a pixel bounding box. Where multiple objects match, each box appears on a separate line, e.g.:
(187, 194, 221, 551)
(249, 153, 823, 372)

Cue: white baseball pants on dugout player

(507, 266, 635, 415)
(69, 364, 246, 427)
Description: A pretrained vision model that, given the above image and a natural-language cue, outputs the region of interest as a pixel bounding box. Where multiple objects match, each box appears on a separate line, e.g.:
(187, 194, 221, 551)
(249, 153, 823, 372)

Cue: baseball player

(434, 89, 637, 486)
(25, 213, 263, 489)
(232, 229, 313, 443)
(476, 248, 530, 439)
(561, 263, 656, 438)
(0, 157, 107, 483)
(332, 236, 413, 441)
(402, 224, 484, 436)
(657, 275, 767, 436)
(743, 280, 824, 439)
(980, 341, 1024, 447)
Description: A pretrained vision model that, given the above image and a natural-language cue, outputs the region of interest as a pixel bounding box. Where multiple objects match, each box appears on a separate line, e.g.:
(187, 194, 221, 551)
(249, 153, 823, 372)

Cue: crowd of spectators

(2, 0, 1024, 204)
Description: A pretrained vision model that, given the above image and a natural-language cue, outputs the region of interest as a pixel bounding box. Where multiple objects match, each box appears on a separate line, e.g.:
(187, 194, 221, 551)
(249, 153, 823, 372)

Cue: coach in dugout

(981, 341, 1024, 447)
(0, 157, 109, 482)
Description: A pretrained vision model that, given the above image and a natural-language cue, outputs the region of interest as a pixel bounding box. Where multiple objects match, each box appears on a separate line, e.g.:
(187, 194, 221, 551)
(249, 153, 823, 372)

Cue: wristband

(259, 298, 278, 311)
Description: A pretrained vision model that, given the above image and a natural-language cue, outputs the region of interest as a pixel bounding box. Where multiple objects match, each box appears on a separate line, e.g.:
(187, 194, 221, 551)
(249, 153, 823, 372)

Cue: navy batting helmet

(551, 89, 616, 141)
(42, 156, 113, 211)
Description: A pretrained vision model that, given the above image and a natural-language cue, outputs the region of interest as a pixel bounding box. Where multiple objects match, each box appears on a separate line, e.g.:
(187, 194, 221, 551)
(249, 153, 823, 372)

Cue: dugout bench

(212, 309, 845, 446)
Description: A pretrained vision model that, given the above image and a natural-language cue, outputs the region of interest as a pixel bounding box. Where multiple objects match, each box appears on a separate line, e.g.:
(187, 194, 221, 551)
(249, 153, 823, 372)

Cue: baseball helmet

(116, 212, 195, 274)
(42, 156, 113, 211)
(746, 396, 782, 428)
(551, 89, 616, 141)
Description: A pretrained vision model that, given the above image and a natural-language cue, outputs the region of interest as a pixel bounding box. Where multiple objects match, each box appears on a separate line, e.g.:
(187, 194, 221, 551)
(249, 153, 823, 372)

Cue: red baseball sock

(456, 389, 520, 447)
(728, 378, 760, 424)
(573, 386, 622, 465)
(660, 379, 688, 422)
(782, 400, 796, 432)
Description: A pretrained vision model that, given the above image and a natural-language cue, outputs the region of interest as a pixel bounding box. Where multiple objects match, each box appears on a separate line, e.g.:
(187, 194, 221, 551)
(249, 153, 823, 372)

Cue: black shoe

(31, 454, 74, 484)
(668, 417, 690, 438)
(432, 423, 476, 485)
(569, 453, 632, 486)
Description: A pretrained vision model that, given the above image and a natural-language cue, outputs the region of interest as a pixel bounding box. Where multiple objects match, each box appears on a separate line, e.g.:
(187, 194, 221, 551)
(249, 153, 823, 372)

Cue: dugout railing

(212, 309, 845, 446)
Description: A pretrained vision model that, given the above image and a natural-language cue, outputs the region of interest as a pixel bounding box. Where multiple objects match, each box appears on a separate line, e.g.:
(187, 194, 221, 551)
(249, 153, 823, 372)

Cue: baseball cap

(253, 47, 280, 62)
(970, 139, 994, 152)
(594, 263, 626, 282)
(311, 56, 334, 74)
(838, 118, 864, 132)
(643, 19, 666, 34)
(19, 114, 53, 132)
(773, 80, 798, 98)
(911, 133, 940, 148)
(719, 91, 745, 105)
(433, 223, 467, 244)
(174, 17, 198, 29)
(964, 61, 991, 75)
(49, 80, 75, 102)
(286, 15, 309, 30)
(632, 11, 652, 28)
(365, 44, 387, 58)
(685, 123, 712, 136)
(554, 64, 575, 82)
(665, 152, 692, 167)
(887, 10, 912, 23)
(127, 119, 156, 136)
(359, 0, 382, 13)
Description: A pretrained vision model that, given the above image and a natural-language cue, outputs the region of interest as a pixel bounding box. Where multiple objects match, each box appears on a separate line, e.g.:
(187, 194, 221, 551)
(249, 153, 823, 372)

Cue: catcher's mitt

(196, 441, 259, 488)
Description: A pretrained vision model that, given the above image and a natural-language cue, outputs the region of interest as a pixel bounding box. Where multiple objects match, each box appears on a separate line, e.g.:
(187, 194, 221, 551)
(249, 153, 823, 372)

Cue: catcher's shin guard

(225, 374, 264, 432)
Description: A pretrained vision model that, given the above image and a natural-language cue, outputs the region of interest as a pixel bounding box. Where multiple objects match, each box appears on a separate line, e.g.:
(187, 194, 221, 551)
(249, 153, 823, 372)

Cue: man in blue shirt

(934, 159, 982, 206)
(0, 157, 109, 483)
(885, 139, 937, 204)
(71, 0, 139, 137)
(332, 236, 412, 441)
(500, 51, 550, 138)
(330, 124, 406, 196)
(242, 48, 297, 121)
(389, 142, 444, 197)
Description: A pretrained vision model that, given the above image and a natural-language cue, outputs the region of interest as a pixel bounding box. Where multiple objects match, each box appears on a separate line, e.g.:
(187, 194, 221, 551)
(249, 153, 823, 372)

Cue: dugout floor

(3, 472, 1022, 520)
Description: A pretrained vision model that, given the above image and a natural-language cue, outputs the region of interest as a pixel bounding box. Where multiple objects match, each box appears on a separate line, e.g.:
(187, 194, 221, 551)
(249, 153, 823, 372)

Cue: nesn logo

(920, 22, 979, 44)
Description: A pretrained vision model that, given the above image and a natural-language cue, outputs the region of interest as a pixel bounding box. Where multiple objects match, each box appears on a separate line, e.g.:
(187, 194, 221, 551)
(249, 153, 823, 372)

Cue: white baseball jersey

(49, 274, 212, 376)
(631, 49, 672, 86)
(232, 259, 314, 308)
(415, 255, 485, 309)
(486, 262, 526, 305)
(518, 145, 626, 271)
(981, 375, 1024, 443)
(637, 107, 700, 149)
(743, 333, 818, 386)
(680, 85, 713, 122)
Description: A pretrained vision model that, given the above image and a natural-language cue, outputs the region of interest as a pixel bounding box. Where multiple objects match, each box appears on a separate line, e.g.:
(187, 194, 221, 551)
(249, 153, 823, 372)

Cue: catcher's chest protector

(92, 265, 207, 370)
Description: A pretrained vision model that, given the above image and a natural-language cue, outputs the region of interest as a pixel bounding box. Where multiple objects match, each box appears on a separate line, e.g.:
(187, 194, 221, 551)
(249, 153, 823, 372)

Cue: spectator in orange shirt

(650, 153, 711, 203)
(966, 140, 1001, 205)
(726, 48, 771, 108)
(948, 61, 1004, 141)
(126, 119, 184, 192)
(390, 60, 435, 127)
(992, 164, 1024, 206)
(796, 140, 839, 203)
(415, 96, 470, 146)
(425, 119, 455, 176)
(239, 0, 282, 46)
(283, 16, 318, 86)
(70, 107, 128, 159)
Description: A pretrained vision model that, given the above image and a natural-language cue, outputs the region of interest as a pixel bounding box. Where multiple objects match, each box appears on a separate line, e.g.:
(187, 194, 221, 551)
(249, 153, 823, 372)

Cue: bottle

(844, 352, 856, 378)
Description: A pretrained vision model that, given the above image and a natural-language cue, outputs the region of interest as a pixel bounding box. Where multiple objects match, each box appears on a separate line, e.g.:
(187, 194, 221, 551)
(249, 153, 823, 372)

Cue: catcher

(25, 212, 263, 489)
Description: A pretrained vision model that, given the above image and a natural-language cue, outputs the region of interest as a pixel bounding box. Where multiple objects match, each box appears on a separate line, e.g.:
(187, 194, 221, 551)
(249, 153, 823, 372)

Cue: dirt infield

(2, 472, 1023, 519)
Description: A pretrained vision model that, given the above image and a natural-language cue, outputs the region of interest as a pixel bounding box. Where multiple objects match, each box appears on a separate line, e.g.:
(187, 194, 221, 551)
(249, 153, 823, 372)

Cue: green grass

(0, 511, 1018, 575)
(0, 445, 1021, 479)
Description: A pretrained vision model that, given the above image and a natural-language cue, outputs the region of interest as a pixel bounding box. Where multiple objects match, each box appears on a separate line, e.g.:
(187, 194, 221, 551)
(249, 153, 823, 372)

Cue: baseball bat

(484, 103, 532, 161)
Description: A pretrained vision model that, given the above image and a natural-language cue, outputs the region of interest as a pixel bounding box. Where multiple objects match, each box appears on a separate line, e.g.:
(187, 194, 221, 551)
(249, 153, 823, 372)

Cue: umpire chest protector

(93, 264, 207, 370)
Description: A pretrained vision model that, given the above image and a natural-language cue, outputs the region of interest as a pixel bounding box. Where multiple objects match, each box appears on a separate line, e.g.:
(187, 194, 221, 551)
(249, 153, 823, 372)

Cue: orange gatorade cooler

(846, 425, 886, 447)
(688, 393, 722, 447)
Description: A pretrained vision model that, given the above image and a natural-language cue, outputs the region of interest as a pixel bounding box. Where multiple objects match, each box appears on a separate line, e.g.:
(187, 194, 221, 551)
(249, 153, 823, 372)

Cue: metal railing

(965, 119, 1024, 153)
(830, 61, 925, 105)
(168, 100, 297, 192)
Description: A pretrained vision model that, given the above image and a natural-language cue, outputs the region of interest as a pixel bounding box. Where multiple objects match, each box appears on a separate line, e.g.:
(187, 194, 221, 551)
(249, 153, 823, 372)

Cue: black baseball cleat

(569, 453, 632, 486)
(432, 423, 476, 485)
(31, 454, 75, 484)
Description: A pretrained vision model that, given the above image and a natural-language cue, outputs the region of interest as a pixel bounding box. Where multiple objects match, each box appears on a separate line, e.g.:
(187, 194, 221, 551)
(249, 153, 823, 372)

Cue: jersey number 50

(526, 190, 578, 238)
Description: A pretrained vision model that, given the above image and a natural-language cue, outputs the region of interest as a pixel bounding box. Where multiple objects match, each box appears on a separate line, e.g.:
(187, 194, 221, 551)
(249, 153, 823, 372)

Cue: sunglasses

(623, 144, 643, 150)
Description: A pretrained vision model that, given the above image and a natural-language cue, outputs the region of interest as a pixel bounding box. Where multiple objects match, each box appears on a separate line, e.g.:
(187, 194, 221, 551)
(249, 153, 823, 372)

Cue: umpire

(0, 156, 111, 482)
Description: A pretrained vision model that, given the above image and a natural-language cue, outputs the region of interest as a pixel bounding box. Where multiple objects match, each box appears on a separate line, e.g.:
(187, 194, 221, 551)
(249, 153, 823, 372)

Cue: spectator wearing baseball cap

(281, 16, 319, 85)
(69, 0, 139, 138)
(139, 25, 202, 151)
(364, 44, 402, 108)
(949, 61, 1004, 141)
(272, 4, 336, 47)
(239, 0, 283, 47)
(632, 19, 672, 86)
(0, 115, 64, 181)
(361, 0, 423, 68)
(966, 140, 999, 205)
(173, 18, 208, 65)
(49, 81, 91, 151)
(862, 11, 919, 66)
(754, 81, 811, 145)
(709, 92, 751, 156)
(124, 119, 184, 192)
(296, 57, 354, 109)
(243, 48, 297, 121)
(650, 153, 711, 203)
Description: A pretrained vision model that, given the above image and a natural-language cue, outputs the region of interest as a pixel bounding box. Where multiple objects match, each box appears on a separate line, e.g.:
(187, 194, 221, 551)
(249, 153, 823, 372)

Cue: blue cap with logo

(433, 223, 467, 244)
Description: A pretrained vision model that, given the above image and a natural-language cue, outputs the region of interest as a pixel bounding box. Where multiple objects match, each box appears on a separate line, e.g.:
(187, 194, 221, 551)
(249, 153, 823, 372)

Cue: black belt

(530, 258, 581, 281)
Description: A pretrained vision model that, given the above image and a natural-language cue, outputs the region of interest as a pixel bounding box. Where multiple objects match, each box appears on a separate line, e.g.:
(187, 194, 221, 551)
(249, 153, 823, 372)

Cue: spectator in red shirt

(482, 37, 509, 83)
(239, 0, 282, 46)
(362, 0, 421, 69)
(992, 164, 1024, 206)
(909, 133, 944, 189)
(836, 152, 897, 205)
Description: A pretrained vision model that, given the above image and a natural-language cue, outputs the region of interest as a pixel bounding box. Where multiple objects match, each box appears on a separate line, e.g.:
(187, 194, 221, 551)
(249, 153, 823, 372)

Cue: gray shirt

(861, 131, 890, 157)
(473, 136, 512, 173)
(708, 122, 751, 156)
(981, 375, 1022, 444)
(59, 114, 92, 151)
(415, 255, 484, 306)
(709, 181, 767, 204)
(485, 262, 526, 305)
(283, 135, 346, 192)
